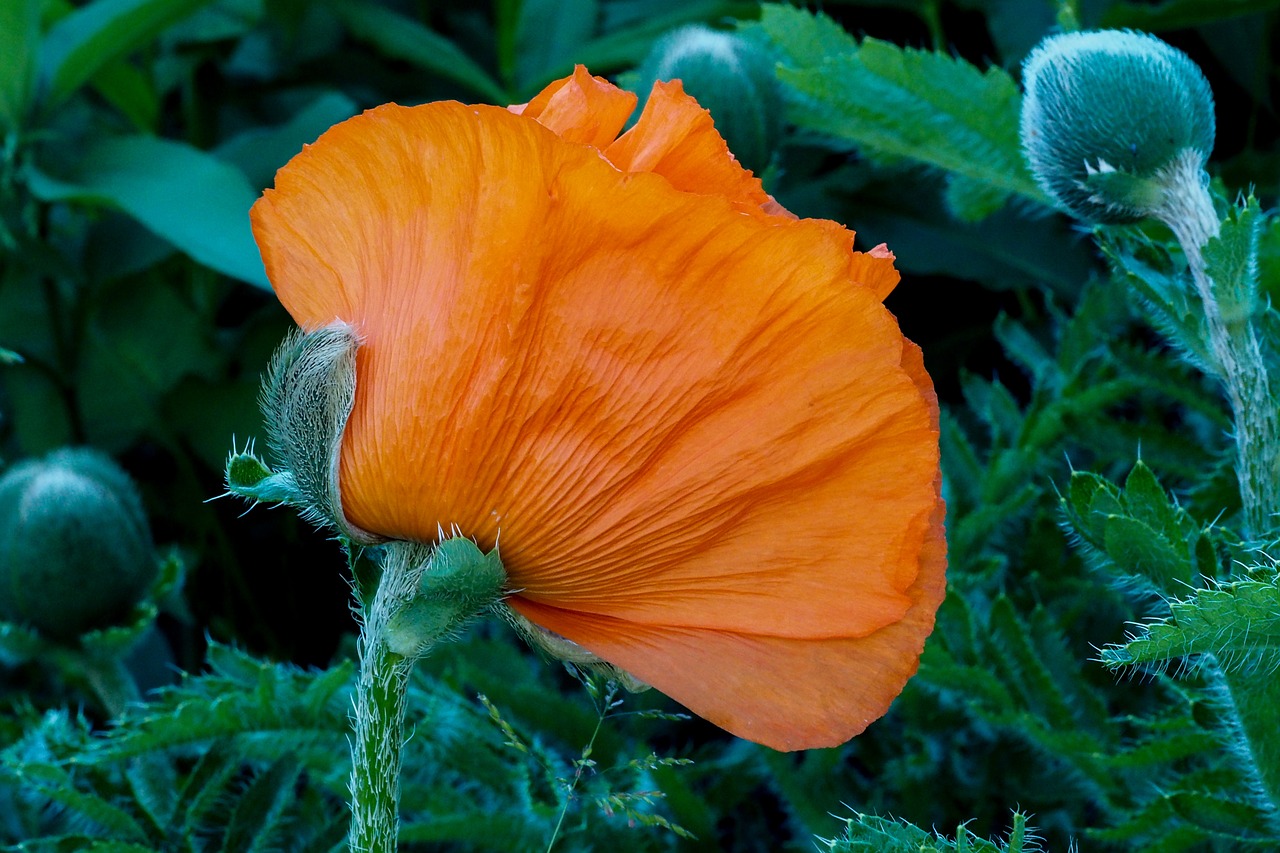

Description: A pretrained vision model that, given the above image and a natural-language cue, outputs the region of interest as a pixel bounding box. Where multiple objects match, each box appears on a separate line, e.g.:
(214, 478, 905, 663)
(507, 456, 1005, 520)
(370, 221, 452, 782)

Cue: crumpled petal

(509, 65, 637, 150)
(252, 72, 945, 751)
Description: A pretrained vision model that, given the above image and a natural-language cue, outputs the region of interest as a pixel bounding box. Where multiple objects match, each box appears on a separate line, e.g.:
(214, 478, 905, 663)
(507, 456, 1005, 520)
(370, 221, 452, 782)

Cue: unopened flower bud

(634, 25, 784, 173)
(0, 448, 155, 641)
(1021, 30, 1215, 223)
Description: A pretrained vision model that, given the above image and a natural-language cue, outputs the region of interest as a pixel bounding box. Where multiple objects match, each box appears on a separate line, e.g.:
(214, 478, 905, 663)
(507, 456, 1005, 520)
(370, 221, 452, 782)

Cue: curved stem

(1154, 152, 1280, 536)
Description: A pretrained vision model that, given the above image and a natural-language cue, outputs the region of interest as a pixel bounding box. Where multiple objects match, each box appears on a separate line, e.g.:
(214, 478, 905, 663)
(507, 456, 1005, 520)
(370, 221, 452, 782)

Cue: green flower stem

(349, 544, 427, 853)
(1155, 152, 1280, 821)
(350, 635, 412, 852)
(65, 650, 140, 720)
(1153, 152, 1280, 537)
(347, 538, 506, 851)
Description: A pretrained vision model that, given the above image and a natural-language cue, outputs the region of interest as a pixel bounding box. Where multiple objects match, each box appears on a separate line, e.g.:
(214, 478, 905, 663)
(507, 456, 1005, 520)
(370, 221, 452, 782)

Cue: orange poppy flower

(251, 67, 946, 751)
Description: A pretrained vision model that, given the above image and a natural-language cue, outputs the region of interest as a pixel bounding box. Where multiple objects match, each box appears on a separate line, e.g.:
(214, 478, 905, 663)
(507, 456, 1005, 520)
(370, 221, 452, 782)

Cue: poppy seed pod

(0, 448, 155, 641)
(1020, 29, 1215, 223)
(633, 25, 784, 174)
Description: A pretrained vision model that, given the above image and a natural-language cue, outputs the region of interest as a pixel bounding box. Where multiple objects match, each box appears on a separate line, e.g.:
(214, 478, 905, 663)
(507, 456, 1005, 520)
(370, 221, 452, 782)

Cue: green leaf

(758, 6, 1050, 208)
(825, 810, 1039, 852)
(329, 0, 507, 103)
(26, 135, 268, 287)
(945, 173, 1012, 222)
(90, 59, 158, 131)
(4, 761, 151, 842)
(1101, 0, 1280, 30)
(214, 91, 357, 189)
(1203, 195, 1262, 329)
(1102, 579, 1280, 669)
(514, 0, 598, 94)
(38, 0, 215, 107)
(567, 1, 758, 86)
(75, 278, 221, 450)
(222, 755, 303, 853)
(1102, 514, 1195, 594)
(1166, 790, 1280, 841)
(0, 0, 41, 130)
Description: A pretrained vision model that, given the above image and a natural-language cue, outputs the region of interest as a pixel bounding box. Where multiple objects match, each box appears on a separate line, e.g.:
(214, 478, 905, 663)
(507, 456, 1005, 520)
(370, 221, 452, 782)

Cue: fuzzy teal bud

(634, 25, 784, 174)
(384, 537, 506, 659)
(0, 449, 155, 641)
(1021, 29, 1215, 223)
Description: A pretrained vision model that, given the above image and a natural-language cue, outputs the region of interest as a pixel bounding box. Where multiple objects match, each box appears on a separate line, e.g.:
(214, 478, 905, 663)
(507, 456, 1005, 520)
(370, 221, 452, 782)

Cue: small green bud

(384, 537, 506, 658)
(0, 448, 156, 641)
(1021, 29, 1215, 223)
(633, 25, 784, 174)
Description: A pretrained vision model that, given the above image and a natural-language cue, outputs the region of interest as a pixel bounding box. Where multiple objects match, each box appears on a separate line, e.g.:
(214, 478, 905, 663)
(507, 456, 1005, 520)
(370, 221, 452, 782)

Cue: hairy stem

(348, 542, 432, 852)
(1155, 152, 1280, 821)
(1154, 152, 1280, 536)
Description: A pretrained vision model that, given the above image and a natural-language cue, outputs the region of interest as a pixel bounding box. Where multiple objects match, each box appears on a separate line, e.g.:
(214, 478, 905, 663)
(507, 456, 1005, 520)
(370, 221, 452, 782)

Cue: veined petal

(509, 494, 946, 751)
(509, 65, 637, 150)
(254, 101, 936, 641)
(604, 80, 774, 215)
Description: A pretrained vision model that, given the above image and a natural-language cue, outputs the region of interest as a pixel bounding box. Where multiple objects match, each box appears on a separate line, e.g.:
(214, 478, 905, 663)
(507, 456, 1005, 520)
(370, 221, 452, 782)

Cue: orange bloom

(251, 67, 946, 751)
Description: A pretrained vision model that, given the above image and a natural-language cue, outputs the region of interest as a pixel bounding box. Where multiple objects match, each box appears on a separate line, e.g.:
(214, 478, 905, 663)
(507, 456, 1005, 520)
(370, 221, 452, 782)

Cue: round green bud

(0, 448, 156, 641)
(634, 25, 784, 174)
(1020, 29, 1215, 223)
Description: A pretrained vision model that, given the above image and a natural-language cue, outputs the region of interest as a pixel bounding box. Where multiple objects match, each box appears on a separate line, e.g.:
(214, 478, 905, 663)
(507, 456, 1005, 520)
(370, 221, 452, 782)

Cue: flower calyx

(1020, 29, 1215, 224)
(382, 536, 507, 660)
(224, 322, 381, 544)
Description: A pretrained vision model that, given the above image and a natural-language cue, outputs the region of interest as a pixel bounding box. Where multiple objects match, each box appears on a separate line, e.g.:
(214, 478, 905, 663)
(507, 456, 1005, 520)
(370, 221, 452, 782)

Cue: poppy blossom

(251, 66, 945, 751)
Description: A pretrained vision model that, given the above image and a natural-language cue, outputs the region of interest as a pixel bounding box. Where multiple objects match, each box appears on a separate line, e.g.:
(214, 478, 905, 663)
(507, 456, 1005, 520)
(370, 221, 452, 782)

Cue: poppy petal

(604, 80, 773, 213)
(253, 96, 945, 748)
(509, 65, 637, 150)
(254, 101, 936, 640)
(509, 493, 946, 752)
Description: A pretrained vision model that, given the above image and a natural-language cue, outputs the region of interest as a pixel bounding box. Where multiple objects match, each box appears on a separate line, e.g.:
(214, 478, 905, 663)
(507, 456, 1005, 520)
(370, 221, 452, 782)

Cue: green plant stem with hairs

(348, 548, 418, 853)
(1153, 154, 1280, 823)
(1152, 153, 1280, 537)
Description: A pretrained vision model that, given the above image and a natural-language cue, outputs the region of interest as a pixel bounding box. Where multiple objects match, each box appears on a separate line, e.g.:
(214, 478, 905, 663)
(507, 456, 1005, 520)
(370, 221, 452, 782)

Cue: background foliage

(2, 0, 1280, 850)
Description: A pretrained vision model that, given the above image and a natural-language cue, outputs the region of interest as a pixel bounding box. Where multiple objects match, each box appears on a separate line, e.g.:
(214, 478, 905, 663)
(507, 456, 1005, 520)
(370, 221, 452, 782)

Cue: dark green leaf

(214, 91, 357, 189)
(0, 0, 40, 129)
(27, 135, 268, 287)
(1101, 0, 1280, 30)
(39, 0, 215, 107)
(330, 0, 508, 103)
(222, 755, 303, 853)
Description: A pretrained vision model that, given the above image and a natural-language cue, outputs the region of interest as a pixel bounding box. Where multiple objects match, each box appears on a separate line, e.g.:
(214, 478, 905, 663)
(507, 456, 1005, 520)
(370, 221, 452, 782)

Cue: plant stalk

(1155, 152, 1280, 822)
(348, 544, 429, 852)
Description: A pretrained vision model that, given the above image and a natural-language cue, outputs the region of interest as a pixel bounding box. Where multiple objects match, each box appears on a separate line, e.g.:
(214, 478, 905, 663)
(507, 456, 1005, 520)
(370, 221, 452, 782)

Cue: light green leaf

(38, 0, 214, 107)
(758, 6, 1051, 210)
(330, 0, 507, 103)
(825, 810, 1038, 852)
(0, 0, 41, 130)
(27, 135, 267, 287)
(1102, 579, 1280, 669)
